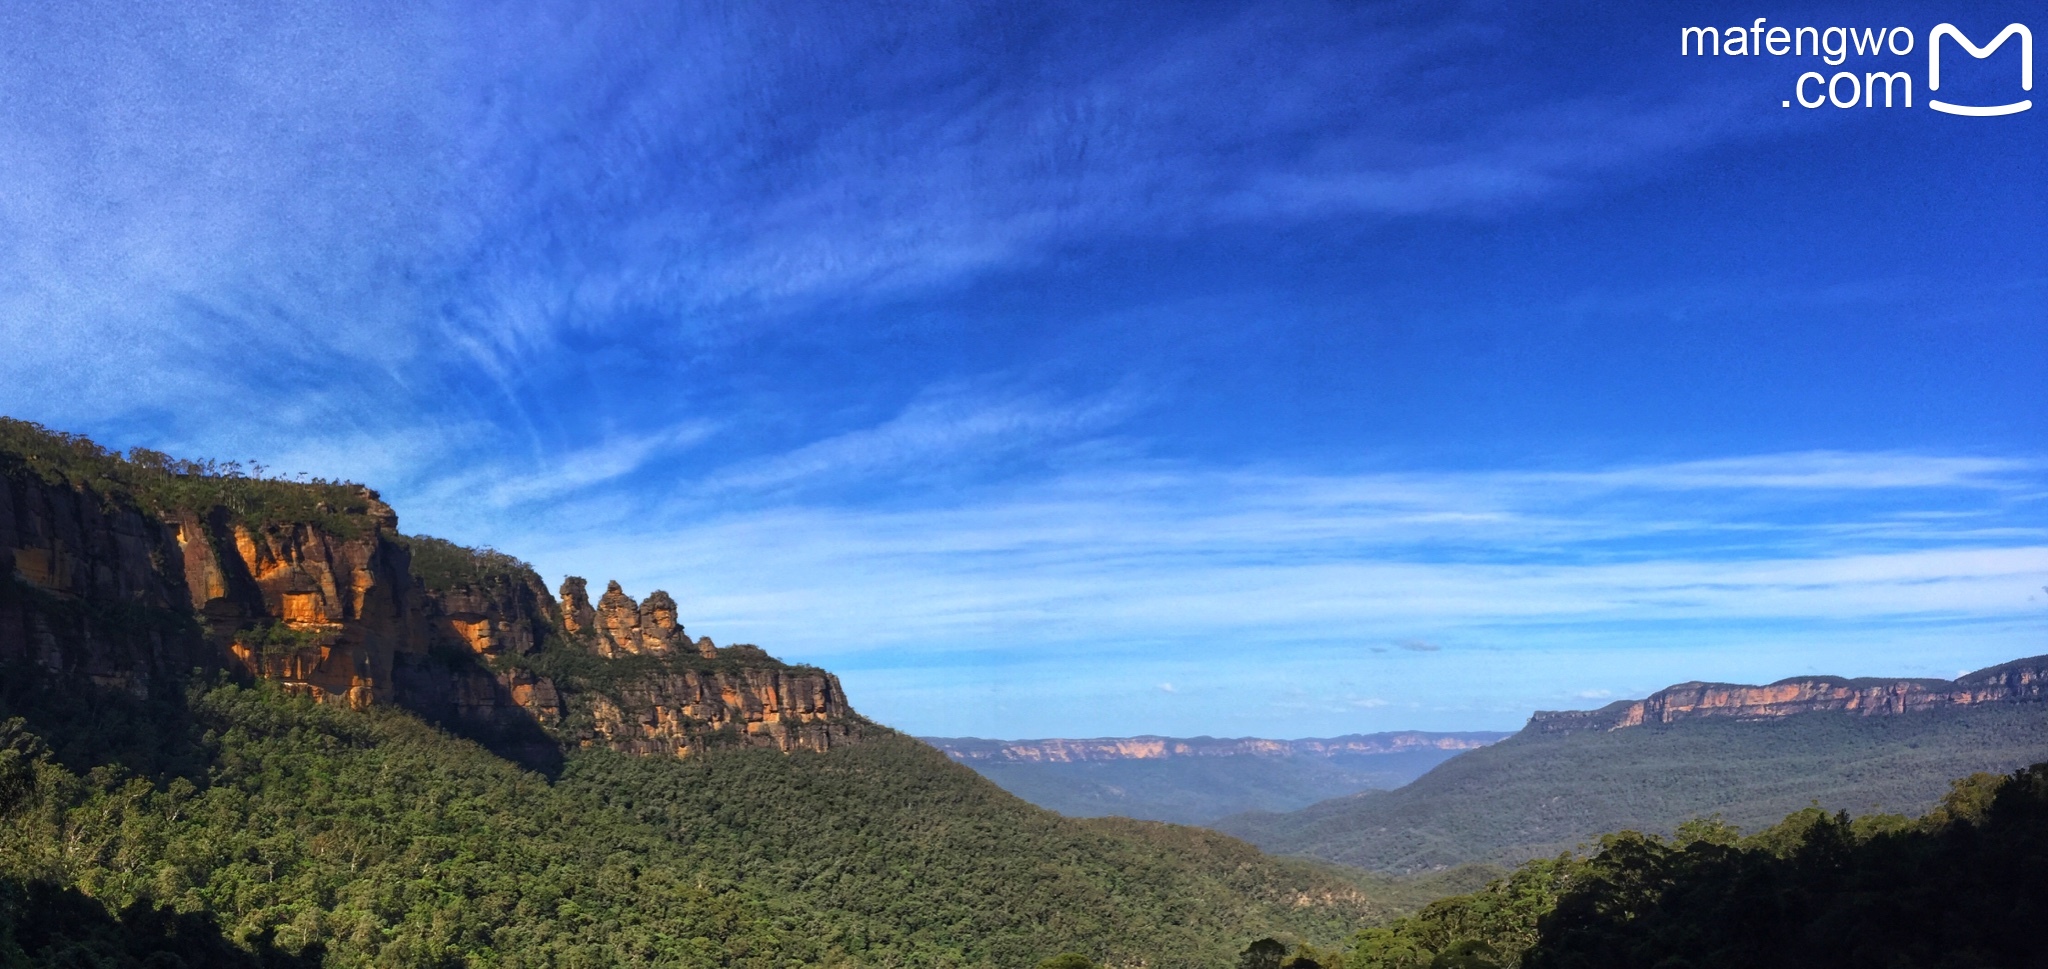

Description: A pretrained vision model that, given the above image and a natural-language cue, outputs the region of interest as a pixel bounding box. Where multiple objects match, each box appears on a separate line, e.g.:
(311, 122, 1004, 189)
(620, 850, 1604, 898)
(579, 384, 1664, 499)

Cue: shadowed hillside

(1214, 660, 2048, 874)
(1329, 765, 2048, 969)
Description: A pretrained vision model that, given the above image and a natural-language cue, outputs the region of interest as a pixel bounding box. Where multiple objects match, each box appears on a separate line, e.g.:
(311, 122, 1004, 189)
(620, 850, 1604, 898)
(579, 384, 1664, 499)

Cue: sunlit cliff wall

(1528, 658, 2048, 733)
(0, 427, 867, 760)
(929, 732, 1507, 762)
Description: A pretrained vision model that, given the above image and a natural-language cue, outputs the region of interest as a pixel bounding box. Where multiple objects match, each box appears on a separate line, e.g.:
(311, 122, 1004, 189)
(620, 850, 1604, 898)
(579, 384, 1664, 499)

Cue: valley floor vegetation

(5, 664, 2041, 969)
(1261, 763, 2044, 969)
(1215, 705, 2048, 874)
(0, 669, 1382, 968)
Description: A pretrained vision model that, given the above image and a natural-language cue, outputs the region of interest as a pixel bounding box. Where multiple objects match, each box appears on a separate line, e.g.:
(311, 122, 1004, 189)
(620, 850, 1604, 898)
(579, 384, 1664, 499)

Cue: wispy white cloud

(460, 422, 718, 508)
(471, 449, 2045, 685)
(0, 0, 1772, 444)
(1536, 452, 2042, 492)
(704, 384, 1139, 493)
(1, 3, 2033, 739)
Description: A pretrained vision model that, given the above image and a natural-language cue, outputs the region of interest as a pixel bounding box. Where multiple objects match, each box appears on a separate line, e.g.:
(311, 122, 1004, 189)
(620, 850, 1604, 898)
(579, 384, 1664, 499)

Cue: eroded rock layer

(929, 732, 1508, 763)
(589, 666, 861, 757)
(1529, 657, 2048, 733)
(0, 424, 868, 760)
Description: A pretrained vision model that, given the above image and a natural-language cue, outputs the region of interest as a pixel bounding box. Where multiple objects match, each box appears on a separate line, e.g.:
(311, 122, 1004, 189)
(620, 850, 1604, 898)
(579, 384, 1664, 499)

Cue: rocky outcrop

(0, 469, 199, 698)
(1528, 656, 2048, 733)
(558, 576, 597, 637)
(0, 477, 574, 749)
(926, 731, 1509, 763)
(640, 591, 686, 652)
(429, 567, 557, 659)
(1, 421, 869, 764)
(573, 579, 710, 658)
(586, 666, 861, 756)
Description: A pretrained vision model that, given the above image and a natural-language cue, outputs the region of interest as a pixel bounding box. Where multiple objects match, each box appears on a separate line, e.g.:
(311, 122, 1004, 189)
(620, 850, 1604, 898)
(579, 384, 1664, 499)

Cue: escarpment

(544, 577, 855, 754)
(930, 732, 1507, 763)
(0, 418, 867, 762)
(585, 665, 861, 757)
(1529, 656, 2048, 733)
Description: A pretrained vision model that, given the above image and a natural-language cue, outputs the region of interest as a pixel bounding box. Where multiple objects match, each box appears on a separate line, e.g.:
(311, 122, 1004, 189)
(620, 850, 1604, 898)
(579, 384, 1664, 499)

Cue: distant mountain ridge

(921, 731, 1509, 825)
(1529, 654, 2048, 733)
(925, 731, 1506, 763)
(1213, 653, 2048, 874)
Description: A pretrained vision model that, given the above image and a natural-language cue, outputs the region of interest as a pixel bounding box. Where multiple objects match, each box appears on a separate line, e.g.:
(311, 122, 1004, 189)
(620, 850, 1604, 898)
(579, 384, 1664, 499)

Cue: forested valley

(4, 420, 2043, 968)
(5, 670, 2043, 969)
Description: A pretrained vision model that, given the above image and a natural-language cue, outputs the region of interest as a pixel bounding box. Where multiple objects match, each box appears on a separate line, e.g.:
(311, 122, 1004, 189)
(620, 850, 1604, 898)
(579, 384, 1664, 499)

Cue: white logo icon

(1928, 23, 2032, 115)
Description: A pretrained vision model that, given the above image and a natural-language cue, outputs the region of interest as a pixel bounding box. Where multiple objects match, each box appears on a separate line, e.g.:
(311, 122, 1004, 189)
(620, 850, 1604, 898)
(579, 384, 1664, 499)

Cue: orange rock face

(940, 732, 1503, 763)
(578, 580, 690, 657)
(1529, 658, 2048, 733)
(586, 666, 862, 757)
(559, 577, 597, 636)
(1, 459, 868, 763)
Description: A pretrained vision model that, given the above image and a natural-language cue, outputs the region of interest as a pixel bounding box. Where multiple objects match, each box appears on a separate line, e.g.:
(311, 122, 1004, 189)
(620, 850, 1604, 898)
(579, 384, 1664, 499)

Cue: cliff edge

(0, 418, 869, 764)
(926, 732, 1507, 763)
(1528, 656, 2048, 733)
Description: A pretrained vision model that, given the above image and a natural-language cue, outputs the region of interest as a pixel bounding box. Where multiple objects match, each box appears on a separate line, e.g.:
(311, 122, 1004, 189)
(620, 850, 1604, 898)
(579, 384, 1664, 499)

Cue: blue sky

(1, 0, 2043, 738)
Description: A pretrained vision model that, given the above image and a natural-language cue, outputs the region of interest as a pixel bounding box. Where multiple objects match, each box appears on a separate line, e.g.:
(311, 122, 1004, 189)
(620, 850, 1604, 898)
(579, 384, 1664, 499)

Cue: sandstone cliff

(926, 731, 1508, 763)
(1528, 656, 2048, 733)
(0, 419, 868, 763)
(564, 577, 717, 659)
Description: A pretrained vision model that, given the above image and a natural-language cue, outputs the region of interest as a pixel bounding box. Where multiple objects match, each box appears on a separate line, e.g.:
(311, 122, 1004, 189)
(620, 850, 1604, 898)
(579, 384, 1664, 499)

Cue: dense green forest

(0, 669, 1385, 968)
(1324, 765, 2046, 969)
(1214, 705, 2048, 872)
(18, 666, 2035, 969)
